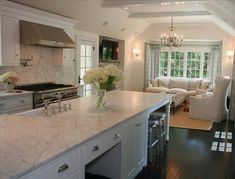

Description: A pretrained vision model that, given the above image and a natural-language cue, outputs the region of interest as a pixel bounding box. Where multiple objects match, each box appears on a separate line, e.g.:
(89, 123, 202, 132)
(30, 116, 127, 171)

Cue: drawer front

(41, 148, 81, 179)
(0, 95, 32, 110)
(0, 104, 32, 114)
(85, 126, 122, 164)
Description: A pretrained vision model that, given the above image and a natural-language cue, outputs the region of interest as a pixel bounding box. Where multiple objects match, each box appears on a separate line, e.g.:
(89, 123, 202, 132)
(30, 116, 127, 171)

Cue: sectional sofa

(145, 77, 212, 96)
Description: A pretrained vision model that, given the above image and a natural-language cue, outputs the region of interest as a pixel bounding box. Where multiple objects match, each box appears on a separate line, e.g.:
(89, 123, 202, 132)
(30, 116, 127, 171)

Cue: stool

(148, 120, 160, 163)
(149, 112, 167, 152)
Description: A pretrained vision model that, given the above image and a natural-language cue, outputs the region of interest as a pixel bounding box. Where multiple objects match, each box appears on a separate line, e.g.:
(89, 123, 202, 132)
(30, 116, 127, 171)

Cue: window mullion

(183, 51, 187, 78)
(200, 51, 204, 78)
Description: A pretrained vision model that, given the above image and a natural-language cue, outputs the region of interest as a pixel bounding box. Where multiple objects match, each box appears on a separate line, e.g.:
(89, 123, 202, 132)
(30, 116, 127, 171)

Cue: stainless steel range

(15, 82, 78, 109)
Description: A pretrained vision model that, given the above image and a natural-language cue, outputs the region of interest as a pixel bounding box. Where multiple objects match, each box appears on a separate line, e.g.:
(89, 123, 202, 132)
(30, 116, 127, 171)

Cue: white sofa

(145, 77, 212, 96)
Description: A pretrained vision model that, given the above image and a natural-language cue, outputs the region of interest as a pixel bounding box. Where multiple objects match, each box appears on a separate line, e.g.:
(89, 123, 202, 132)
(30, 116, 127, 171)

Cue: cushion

(168, 88, 187, 94)
(145, 87, 169, 93)
(189, 79, 202, 91)
(200, 80, 212, 90)
(151, 79, 159, 87)
(158, 77, 170, 88)
(186, 90, 197, 96)
(196, 88, 207, 95)
(170, 79, 189, 90)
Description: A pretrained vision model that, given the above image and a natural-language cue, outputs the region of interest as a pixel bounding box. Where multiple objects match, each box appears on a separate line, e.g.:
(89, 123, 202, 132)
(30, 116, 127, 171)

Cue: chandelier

(160, 17, 183, 48)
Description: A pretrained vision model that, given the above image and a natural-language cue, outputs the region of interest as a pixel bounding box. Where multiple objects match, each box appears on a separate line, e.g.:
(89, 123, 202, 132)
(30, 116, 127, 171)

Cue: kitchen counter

(0, 90, 170, 179)
(0, 90, 33, 99)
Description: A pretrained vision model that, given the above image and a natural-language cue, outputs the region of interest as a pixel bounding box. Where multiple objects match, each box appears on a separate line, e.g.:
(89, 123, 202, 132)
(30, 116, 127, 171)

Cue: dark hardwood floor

(136, 121, 235, 179)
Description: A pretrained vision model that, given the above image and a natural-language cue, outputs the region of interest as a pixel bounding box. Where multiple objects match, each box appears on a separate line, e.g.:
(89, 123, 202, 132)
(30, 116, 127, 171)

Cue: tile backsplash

(0, 45, 75, 90)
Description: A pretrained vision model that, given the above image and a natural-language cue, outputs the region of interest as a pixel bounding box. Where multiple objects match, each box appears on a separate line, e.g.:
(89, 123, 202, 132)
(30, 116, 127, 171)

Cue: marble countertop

(0, 90, 33, 99)
(0, 90, 170, 179)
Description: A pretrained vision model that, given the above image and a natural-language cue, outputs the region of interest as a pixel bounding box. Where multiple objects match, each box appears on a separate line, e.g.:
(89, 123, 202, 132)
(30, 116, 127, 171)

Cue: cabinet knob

(113, 133, 120, 139)
(57, 163, 69, 173)
(0, 103, 6, 107)
(16, 54, 19, 57)
(136, 123, 141, 127)
(92, 145, 100, 152)
(20, 100, 25, 103)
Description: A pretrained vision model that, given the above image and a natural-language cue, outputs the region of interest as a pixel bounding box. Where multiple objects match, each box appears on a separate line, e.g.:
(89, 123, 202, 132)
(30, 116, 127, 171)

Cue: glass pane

(86, 57, 92, 68)
(81, 45, 85, 56)
(86, 90, 91, 96)
(80, 69, 86, 77)
(180, 52, 184, 60)
(81, 57, 85, 67)
(86, 45, 92, 57)
(86, 84, 91, 90)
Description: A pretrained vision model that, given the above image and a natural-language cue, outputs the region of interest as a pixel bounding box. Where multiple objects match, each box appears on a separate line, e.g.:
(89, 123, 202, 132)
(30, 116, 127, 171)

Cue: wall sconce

(226, 50, 234, 60)
(133, 48, 140, 57)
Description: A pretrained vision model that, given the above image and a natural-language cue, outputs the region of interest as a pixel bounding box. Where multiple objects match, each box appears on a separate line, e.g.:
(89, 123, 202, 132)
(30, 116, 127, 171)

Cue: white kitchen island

(0, 90, 170, 179)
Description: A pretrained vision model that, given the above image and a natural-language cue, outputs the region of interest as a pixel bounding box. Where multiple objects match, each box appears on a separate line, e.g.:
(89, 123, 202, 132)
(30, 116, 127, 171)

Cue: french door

(78, 40, 94, 96)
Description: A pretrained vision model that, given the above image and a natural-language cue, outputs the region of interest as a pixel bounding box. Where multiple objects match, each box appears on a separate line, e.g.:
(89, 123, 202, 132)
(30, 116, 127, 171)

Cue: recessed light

(124, 7, 128, 10)
(195, 3, 199, 6)
(146, 18, 150, 21)
(121, 27, 126, 32)
(102, 21, 109, 26)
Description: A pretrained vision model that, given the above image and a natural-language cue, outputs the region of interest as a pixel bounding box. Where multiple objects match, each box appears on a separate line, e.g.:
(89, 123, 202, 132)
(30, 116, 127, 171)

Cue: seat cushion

(170, 79, 189, 90)
(168, 88, 187, 94)
(145, 87, 169, 93)
(189, 79, 202, 91)
(186, 90, 196, 96)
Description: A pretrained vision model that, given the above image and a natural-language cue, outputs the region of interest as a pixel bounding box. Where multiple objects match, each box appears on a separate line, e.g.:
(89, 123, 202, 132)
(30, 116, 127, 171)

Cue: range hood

(20, 21, 76, 48)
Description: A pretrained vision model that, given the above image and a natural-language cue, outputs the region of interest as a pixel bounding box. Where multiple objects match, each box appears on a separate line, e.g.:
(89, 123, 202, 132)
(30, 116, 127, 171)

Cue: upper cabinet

(1, 15, 20, 66)
(0, 0, 77, 67)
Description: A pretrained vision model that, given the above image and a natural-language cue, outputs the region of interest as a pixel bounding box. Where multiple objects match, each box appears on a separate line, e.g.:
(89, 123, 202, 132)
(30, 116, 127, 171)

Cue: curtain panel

(144, 43, 161, 89)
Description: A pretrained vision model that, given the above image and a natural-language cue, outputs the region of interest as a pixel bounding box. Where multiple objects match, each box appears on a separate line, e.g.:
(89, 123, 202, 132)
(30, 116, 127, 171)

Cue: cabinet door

(124, 119, 137, 178)
(63, 28, 75, 66)
(135, 115, 148, 169)
(123, 114, 148, 179)
(1, 15, 20, 66)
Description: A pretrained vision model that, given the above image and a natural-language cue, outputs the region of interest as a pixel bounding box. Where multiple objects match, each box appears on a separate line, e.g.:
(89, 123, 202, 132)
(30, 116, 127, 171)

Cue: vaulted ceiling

(10, 0, 235, 39)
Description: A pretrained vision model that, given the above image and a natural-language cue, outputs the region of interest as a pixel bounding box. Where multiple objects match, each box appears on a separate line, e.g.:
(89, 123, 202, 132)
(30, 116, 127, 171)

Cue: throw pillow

(151, 79, 159, 87)
(158, 77, 170, 88)
(189, 79, 202, 91)
(200, 80, 211, 90)
(170, 79, 189, 90)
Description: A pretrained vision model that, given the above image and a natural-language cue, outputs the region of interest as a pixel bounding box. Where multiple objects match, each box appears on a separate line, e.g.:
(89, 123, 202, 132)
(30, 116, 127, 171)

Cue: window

(159, 49, 211, 79)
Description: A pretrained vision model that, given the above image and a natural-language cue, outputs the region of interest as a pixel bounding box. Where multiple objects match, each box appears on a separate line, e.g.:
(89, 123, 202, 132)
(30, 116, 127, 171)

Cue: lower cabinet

(122, 113, 148, 179)
(19, 112, 148, 179)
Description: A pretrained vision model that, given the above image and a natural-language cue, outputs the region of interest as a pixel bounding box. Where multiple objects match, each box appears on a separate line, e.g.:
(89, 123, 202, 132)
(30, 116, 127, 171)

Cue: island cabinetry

(122, 113, 148, 179)
(0, 93, 33, 114)
(84, 124, 122, 164)
(22, 146, 83, 179)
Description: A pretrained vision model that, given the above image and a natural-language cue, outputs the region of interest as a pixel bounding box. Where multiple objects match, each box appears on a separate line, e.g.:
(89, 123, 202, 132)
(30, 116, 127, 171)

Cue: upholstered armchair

(189, 78, 230, 122)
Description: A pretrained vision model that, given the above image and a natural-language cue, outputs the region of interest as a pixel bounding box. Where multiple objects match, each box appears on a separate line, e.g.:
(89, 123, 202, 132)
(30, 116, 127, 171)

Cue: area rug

(170, 106, 213, 131)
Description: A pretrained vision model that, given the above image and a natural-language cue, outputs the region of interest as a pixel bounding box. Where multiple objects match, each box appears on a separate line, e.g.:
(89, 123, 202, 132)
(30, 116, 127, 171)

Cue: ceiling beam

(128, 11, 211, 18)
(102, 0, 208, 7)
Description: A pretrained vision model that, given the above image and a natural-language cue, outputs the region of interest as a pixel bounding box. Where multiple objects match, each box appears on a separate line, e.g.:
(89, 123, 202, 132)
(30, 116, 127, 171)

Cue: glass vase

(96, 89, 106, 109)
(4, 82, 14, 93)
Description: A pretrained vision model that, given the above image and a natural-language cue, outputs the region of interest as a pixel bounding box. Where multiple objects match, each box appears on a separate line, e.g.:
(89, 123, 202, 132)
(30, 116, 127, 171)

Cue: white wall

(124, 23, 235, 91)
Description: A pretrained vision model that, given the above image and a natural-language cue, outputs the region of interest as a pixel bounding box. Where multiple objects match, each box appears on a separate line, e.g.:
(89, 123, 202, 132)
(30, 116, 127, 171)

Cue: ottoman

(171, 93, 186, 114)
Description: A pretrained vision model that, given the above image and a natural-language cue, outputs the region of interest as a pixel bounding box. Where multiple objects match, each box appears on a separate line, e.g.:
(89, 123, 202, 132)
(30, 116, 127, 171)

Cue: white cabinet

(63, 28, 75, 66)
(0, 93, 33, 114)
(1, 15, 20, 66)
(123, 113, 148, 179)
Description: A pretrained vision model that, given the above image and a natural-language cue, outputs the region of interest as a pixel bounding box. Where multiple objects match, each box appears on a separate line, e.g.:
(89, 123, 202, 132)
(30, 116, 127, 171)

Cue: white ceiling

(9, 0, 235, 39)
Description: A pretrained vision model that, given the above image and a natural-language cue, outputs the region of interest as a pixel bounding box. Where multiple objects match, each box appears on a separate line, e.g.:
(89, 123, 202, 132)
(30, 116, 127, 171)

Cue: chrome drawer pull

(113, 133, 120, 139)
(0, 103, 6, 107)
(136, 123, 141, 127)
(92, 145, 99, 152)
(57, 164, 69, 173)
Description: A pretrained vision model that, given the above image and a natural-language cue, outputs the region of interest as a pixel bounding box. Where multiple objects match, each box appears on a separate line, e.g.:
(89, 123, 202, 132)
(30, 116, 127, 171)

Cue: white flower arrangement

(0, 71, 18, 84)
(83, 64, 124, 90)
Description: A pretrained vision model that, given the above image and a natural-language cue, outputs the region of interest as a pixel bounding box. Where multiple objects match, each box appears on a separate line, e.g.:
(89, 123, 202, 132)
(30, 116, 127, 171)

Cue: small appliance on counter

(15, 82, 78, 109)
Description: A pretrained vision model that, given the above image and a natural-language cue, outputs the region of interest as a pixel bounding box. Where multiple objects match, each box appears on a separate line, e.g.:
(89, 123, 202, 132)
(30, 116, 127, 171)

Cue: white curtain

(210, 45, 222, 86)
(144, 43, 161, 88)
